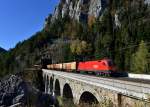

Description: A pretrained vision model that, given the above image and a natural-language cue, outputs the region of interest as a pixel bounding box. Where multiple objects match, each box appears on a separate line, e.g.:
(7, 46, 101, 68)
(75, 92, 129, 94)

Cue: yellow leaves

(88, 15, 96, 28)
(70, 40, 79, 54)
(70, 39, 92, 55)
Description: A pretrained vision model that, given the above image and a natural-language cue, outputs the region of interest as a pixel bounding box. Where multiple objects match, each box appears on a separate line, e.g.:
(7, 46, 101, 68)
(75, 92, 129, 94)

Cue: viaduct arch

(63, 83, 73, 100)
(55, 79, 61, 96)
(79, 91, 98, 104)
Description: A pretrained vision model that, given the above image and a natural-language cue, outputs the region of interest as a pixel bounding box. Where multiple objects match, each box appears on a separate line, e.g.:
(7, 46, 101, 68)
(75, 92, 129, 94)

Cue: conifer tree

(131, 40, 149, 73)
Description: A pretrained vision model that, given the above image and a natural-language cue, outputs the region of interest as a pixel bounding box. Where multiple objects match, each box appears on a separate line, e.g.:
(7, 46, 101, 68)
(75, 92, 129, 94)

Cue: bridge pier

(54, 79, 61, 96)
(44, 75, 48, 93)
(118, 93, 122, 107)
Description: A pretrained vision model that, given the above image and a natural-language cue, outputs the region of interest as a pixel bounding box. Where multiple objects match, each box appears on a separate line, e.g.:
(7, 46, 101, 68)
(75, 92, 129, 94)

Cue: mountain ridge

(0, 47, 6, 53)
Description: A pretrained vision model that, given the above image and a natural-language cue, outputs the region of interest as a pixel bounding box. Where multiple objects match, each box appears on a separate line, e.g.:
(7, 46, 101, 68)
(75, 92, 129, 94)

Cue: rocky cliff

(0, 75, 58, 107)
(48, 0, 150, 26)
(51, 0, 108, 23)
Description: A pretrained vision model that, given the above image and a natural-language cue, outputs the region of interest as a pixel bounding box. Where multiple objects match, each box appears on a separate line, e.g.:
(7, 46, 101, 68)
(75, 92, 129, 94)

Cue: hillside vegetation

(0, 0, 150, 77)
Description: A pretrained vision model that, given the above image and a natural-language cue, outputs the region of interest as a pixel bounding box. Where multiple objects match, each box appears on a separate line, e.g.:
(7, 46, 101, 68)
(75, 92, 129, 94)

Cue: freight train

(47, 59, 126, 77)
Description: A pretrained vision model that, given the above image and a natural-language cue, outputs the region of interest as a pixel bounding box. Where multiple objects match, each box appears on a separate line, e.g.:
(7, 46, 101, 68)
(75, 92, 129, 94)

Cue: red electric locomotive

(77, 59, 117, 76)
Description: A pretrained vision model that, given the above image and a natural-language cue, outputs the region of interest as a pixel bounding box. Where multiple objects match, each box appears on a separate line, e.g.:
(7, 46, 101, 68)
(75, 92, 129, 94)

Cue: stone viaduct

(42, 69, 150, 107)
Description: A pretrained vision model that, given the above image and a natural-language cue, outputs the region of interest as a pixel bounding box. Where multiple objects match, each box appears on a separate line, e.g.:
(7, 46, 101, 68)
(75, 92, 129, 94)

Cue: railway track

(111, 77, 150, 84)
(92, 75, 150, 85)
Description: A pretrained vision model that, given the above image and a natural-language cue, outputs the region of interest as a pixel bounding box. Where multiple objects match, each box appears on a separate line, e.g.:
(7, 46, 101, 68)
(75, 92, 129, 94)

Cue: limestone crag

(51, 0, 108, 23)
(145, 0, 150, 5)
(88, 0, 107, 18)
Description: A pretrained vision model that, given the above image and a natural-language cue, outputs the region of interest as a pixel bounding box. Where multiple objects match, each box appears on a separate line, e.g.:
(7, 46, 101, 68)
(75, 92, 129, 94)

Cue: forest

(0, 0, 150, 77)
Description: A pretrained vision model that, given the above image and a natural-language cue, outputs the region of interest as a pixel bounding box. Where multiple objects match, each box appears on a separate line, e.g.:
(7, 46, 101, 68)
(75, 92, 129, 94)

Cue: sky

(0, 0, 59, 50)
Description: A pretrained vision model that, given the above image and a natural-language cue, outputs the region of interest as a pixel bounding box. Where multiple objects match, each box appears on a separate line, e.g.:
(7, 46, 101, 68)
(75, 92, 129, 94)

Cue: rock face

(0, 75, 57, 107)
(51, 0, 108, 23)
(145, 0, 150, 5)
(88, 0, 107, 18)
(0, 75, 27, 106)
